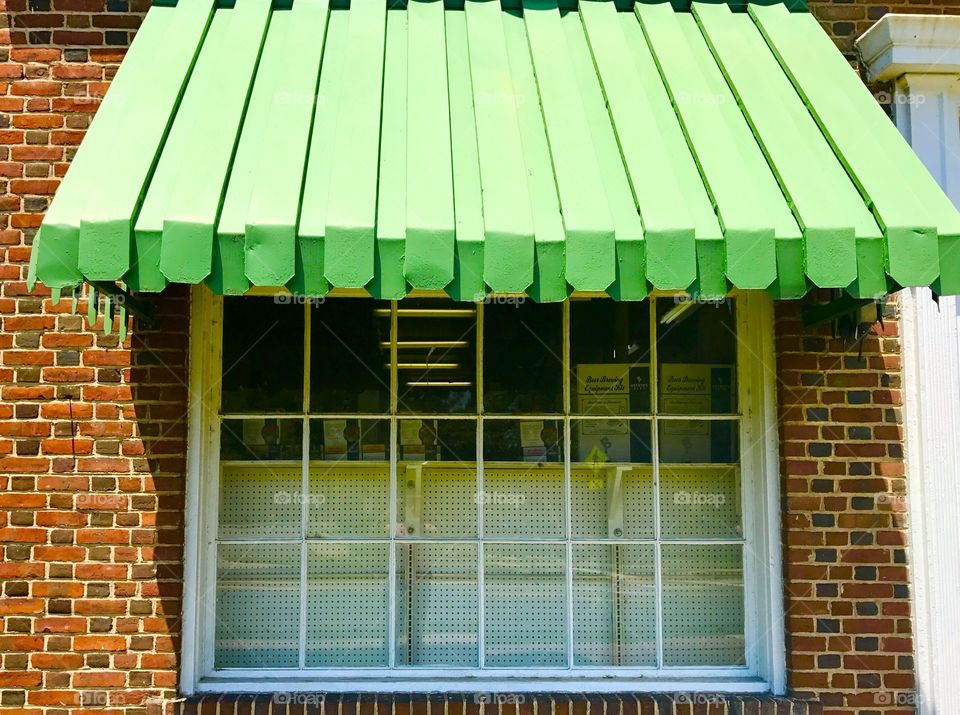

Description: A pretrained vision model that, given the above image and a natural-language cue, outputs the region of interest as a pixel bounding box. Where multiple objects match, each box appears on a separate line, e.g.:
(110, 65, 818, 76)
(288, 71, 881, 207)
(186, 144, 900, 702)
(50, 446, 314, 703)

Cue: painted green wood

(445, 9, 486, 303)
(132, 0, 270, 293)
(580, 1, 711, 292)
(243, 0, 328, 287)
(561, 10, 646, 300)
(323, 0, 387, 289)
(693, 2, 877, 294)
(637, 2, 790, 291)
(405, 0, 455, 292)
(295, 8, 349, 298)
(751, 1, 960, 294)
(31, 5, 175, 290)
(464, 0, 535, 295)
(502, 10, 567, 302)
(523, 0, 614, 294)
(78, 0, 216, 282)
(370, 8, 408, 301)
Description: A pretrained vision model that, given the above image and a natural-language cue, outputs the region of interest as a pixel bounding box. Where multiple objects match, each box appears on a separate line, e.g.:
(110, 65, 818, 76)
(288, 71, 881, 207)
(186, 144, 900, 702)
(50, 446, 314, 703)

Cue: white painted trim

(857, 14, 960, 82)
(181, 293, 784, 694)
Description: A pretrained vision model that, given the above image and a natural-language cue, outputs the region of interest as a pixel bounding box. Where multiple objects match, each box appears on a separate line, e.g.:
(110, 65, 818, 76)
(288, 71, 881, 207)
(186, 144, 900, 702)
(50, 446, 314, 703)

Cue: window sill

(177, 692, 821, 715)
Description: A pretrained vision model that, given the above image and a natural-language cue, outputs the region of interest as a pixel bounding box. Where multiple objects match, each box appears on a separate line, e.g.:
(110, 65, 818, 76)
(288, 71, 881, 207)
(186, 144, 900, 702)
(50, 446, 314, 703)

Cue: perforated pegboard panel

(572, 544, 655, 666)
(306, 543, 389, 667)
(308, 465, 389, 537)
(571, 466, 655, 539)
(483, 466, 564, 538)
(571, 468, 608, 539)
(659, 466, 741, 539)
(484, 543, 566, 666)
(396, 543, 478, 666)
(214, 543, 300, 669)
(219, 464, 302, 539)
(398, 465, 477, 538)
(661, 544, 745, 666)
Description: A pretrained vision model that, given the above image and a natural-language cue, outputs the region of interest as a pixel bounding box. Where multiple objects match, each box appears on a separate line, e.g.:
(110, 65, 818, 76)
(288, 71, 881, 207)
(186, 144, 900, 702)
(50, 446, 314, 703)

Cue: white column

(858, 17, 960, 715)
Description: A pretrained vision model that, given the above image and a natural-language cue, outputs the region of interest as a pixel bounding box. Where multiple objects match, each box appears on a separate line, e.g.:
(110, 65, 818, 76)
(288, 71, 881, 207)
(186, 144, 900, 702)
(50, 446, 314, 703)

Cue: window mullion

(649, 298, 664, 670)
(562, 301, 574, 669)
(298, 301, 311, 670)
(476, 301, 485, 669)
(388, 301, 399, 668)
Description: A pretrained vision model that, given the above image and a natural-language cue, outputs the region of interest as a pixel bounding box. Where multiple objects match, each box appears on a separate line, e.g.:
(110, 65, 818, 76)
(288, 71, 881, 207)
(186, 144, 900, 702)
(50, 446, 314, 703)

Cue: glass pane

(219, 463, 301, 539)
(570, 300, 651, 415)
(397, 419, 476, 462)
(656, 299, 737, 415)
(306, 543, 388, 667)
(215, 543, 300, 668)
(658, 418, 739, 464)
(571, 463, 653, 540)
(308, 463, 389, 538)
(309, 418, 390, 461)
(662, 544, 745, 666)
(483, 301, 562, 413)
(572, 418, 651, 464)
(396, 300, 477, 414)
(220, 417, 302, 462)
(484, 543, 566, 667)
(660, 464, 742, 540)
(309, 299, 390, 413)
(483, 420, 564, 538)
(221, 297, 304, 413)
(396, 543, 478, 666)
(573, 544, 655, 666)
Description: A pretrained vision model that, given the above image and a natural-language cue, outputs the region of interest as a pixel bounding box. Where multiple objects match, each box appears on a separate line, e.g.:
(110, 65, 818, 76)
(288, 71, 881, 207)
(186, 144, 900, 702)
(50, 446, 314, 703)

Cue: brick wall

(0, 2, 953, 714)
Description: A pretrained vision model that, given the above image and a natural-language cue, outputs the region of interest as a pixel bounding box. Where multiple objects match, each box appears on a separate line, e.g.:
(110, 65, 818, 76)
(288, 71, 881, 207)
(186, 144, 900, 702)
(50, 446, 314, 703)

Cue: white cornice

(856, 14, 960, 82)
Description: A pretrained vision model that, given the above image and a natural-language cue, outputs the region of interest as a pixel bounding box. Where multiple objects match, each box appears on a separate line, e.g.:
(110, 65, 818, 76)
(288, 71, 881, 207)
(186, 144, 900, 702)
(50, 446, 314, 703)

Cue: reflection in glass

(662, 544, 745, 666)
(571, 300, 651, 415)
(310, 419, 390, 461)
(220, 418, 302, 462)
(656, 299, 737, 414)
(483, 419, 563, 463)
(396, 543, 478, 666)
(573, 544, 656, 666)
(484, 301, 563, 413)
(484, 543, 566, 666)
(396, 300, 477, 414)
(215, 543, 300, 668)
(310, 299, 390, 413)
(571, 418, 651, 465)
(306, 543, 388, 667)
(658, 419, 739, 464)
(221, 297, 303, 413)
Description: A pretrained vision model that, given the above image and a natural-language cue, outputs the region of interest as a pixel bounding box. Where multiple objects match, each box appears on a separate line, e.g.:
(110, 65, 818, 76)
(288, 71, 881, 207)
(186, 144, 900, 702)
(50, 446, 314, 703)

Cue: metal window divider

(476, 300, 485, 669)
(649, 299, 665, 670)
(298, 300, 312, 670)
(562, 300, 575, 670)
(388, 301, 399, 668)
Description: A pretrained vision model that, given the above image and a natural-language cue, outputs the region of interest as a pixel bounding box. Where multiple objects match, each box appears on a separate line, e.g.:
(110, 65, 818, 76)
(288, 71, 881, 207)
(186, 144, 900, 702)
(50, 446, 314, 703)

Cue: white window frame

(180, 286, 785, 695)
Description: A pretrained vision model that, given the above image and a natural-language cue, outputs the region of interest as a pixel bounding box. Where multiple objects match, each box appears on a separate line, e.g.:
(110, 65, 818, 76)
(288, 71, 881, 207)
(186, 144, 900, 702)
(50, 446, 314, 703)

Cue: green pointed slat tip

(244, 225, 297, 287)
(484, 232, 534, 295)
(645, 229, 697, 290)
(324, 226, 377, 289)
(885, 226, 939, 289)
(802, 227, 857, 288)
(724, 228, 777, 290)
(160, 220, 214, 283)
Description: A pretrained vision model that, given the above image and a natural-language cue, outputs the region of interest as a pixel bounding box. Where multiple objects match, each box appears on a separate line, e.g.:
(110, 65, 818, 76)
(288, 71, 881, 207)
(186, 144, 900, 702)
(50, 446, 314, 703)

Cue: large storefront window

(192, 292, 780, 690)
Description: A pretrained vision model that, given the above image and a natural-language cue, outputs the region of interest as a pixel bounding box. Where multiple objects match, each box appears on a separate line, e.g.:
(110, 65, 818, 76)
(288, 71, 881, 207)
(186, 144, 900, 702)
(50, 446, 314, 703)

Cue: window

(184, 291, 784, 693)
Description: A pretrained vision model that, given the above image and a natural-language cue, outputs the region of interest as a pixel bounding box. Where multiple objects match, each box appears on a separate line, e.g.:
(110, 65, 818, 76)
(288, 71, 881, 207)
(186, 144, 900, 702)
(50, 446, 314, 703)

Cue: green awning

(28, 0, 960, 302)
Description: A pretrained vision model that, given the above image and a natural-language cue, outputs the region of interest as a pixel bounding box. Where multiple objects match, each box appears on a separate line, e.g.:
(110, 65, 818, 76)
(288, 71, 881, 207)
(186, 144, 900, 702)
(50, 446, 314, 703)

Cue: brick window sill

(177, 693, 822, 715)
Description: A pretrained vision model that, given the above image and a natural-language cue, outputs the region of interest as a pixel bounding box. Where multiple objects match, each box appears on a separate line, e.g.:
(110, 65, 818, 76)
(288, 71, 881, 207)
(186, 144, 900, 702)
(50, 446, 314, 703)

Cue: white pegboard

(396, 543, 478, 666)
(306, 543, 389, 667)
(219, 464, 302, 539)
(571, 466, 654, 539)
(308, 465, 389, 537)
(483, 543, 566, 666)
(398, 465, 477, 538)
(572, 544, 656, 666)
(661, 544, 745, 666)
(214, 543, 300, 669)
(659, 466, 741, 539)
(483, 466, 565, 538)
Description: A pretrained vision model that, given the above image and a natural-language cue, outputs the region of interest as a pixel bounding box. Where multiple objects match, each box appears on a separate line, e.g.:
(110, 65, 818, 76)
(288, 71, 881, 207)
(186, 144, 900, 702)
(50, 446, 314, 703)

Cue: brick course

(0, 1, 954, 714)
